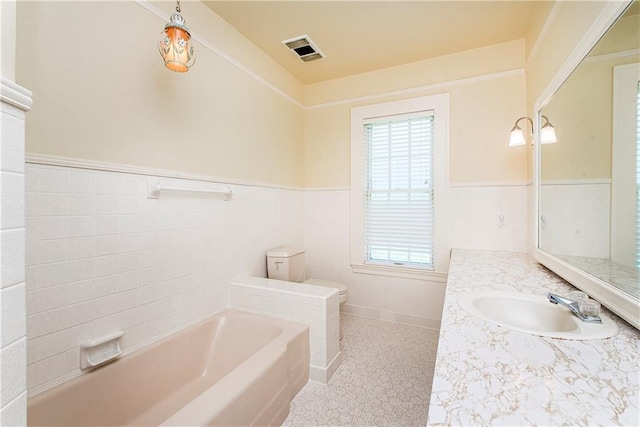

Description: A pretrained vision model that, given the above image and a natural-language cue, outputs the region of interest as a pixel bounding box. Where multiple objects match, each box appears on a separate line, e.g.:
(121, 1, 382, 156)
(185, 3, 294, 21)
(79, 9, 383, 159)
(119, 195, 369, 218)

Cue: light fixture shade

(509, 127, 527, 147)
(541, 123, 558, 144)
(158, 13, 196, 73)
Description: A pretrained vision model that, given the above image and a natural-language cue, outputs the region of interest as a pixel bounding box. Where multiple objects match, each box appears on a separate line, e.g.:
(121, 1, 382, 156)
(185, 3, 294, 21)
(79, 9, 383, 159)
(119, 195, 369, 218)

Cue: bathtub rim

(159, 309, 309, 426)
(27, 308, 310, 427)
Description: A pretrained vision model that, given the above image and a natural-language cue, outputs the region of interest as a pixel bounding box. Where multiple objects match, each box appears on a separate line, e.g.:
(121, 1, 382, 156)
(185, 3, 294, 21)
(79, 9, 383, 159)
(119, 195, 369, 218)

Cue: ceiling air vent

(282, 35, 325, 62)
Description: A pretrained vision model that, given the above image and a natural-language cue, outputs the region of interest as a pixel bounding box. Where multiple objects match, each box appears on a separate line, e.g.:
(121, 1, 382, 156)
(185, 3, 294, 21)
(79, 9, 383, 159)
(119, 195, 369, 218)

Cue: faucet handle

(569, 290, 588, 304)
(547, 292, 602, 323)
(579, 299, 601, 318)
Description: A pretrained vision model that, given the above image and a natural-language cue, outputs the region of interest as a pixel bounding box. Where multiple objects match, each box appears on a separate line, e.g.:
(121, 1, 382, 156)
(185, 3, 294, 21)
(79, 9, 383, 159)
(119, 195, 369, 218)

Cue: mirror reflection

(539, 1, 639, 300)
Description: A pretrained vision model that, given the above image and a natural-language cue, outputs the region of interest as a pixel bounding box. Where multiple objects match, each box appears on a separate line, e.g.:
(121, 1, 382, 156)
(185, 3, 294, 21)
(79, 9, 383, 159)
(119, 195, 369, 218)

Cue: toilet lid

(304, 279, 348, 295)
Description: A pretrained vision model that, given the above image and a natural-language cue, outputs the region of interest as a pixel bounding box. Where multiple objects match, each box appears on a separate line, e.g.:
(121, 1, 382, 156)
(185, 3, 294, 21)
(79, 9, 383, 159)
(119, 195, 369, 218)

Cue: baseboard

(308, 351, 342, 385)
(342, 304, 441, 330)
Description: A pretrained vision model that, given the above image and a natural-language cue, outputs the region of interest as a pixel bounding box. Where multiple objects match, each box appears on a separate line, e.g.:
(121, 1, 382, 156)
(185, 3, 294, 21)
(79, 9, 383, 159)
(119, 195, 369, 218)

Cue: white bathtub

(28, 309, 309, 426)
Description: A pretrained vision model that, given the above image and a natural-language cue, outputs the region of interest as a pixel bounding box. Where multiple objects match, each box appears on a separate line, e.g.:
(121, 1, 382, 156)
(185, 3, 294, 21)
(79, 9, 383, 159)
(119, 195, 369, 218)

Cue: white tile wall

(539, 183, 610, 258)
(25, 163, 304, 395)
(449, 185, 528, 253)
(304, 189, 446, 328)
(24, 166, 531, 396)
(1, 97, 28, 424)
(229, 276, 341, 384)
(304, 185, 528, 328)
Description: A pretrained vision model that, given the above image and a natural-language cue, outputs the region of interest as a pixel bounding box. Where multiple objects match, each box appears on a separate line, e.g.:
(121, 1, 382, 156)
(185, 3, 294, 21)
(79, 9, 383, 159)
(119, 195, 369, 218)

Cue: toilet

(266, 246, 348, 339)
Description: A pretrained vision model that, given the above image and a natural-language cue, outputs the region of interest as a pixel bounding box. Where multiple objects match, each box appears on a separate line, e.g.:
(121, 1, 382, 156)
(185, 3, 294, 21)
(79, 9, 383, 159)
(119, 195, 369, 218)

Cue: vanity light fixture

(540, 116, 558, 144)
(509, 115, 557, 147)
(158, 0, 196, 72)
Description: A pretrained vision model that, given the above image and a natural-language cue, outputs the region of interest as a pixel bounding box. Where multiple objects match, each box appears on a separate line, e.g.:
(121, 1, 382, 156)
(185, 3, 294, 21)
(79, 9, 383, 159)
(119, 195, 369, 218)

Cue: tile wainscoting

(230, 276, 341, 384)
(25, 161, 304, 395)
(303, 183, 528, 329)
(24, 157, 531, 395)
(539, 181, 610, 258)
(0, 78, 32, 425)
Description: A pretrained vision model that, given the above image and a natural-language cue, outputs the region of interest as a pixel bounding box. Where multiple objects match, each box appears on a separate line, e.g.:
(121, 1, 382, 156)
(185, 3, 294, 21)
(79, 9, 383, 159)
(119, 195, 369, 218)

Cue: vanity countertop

(427, 249, 640, 426)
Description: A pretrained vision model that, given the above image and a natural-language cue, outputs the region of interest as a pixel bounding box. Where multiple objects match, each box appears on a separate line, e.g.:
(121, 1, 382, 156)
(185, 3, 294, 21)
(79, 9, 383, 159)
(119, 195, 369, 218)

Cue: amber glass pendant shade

(158, 8, 195, 73)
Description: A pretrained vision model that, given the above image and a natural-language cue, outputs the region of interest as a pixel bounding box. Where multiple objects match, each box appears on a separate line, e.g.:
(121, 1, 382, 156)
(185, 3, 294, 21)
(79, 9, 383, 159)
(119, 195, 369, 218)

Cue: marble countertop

(427, 249, 640, 426)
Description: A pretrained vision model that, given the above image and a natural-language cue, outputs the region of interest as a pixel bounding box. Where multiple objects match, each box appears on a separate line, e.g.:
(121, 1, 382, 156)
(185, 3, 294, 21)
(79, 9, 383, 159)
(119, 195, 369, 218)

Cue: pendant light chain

(176, 0, 181, 13)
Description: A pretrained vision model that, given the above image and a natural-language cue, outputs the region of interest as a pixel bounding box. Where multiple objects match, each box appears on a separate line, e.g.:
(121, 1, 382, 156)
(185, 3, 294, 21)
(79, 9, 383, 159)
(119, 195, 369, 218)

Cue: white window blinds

(363, 112, 435, 268)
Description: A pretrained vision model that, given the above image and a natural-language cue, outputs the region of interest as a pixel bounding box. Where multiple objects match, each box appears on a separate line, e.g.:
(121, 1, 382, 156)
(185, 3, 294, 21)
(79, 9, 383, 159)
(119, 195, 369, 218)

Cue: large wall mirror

(536, 0, 640, 329)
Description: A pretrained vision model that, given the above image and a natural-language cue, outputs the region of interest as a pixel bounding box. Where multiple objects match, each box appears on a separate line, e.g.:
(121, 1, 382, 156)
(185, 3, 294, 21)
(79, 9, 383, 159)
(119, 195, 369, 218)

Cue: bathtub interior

(27, 311, 295, 426)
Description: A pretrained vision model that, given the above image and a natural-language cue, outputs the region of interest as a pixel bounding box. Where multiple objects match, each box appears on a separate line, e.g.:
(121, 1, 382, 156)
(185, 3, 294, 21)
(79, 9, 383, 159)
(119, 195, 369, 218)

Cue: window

(350, 95, 449, 279)
(364, 113, 434, 266)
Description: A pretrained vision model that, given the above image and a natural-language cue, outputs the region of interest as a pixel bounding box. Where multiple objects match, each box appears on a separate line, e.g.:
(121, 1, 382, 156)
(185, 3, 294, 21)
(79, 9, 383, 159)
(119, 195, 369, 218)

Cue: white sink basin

(458, 291, 619, 340)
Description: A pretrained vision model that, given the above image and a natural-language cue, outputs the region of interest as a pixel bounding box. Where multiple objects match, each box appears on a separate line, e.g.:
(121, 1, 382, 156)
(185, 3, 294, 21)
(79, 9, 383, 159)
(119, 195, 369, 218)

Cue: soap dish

(80, 331, 124, 370)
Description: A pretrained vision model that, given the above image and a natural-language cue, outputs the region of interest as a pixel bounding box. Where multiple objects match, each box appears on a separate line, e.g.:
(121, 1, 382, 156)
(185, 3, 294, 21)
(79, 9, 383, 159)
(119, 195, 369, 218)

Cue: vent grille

(282, 35, 325, 62)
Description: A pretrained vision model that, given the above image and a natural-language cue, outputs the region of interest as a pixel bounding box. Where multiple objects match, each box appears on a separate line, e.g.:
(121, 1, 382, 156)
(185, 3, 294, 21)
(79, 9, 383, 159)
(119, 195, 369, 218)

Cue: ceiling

(204, 1, 538, 84)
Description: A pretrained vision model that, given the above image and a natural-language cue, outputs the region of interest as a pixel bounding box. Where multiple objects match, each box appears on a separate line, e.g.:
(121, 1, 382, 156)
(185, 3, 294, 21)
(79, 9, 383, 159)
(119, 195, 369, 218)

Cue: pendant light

(158, 0, 196, 72)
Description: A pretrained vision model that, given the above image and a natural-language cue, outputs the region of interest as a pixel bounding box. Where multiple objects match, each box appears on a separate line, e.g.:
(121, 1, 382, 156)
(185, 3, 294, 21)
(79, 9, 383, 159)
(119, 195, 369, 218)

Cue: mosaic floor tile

(283, 314, 440, 427)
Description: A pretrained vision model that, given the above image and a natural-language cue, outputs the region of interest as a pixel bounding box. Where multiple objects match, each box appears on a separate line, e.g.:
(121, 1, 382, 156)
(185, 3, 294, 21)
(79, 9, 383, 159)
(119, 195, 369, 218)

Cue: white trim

(309, 352, 342, 385)
(583, 48, 640, 64)
(304, 187, 351, 192)
(307, 69, 524, 110)
(351, 263, 448, 282)
(540, 178, 612, 186)
(533, 0, 639, 331)
(134, 0, 527, 113)
(0, 77, 32, 111)
(25, 153, 305, 192)
(342, 304, 441, 330)
(534, 0, 632, 113)
(610, 62, 639, 269)
(133, 0, 304, 110)
(350, 94, 450, 275)
(527, 1, 560, 65)
(25, 156, 540, 192)
(449, 180, 531, 188)
(534, 249, 639, 330)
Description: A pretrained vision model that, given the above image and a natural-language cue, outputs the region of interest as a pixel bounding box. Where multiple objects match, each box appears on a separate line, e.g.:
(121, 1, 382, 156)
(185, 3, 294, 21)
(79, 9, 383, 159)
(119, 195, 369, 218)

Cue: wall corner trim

(534, 0, 633, 112)
(526, 1, 561, 66)
(0, 77, 32, 111)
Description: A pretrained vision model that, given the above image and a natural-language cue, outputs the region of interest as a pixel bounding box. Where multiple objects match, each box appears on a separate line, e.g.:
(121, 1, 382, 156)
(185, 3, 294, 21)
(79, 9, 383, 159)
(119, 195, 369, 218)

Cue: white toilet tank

(267, 246, 305, 282)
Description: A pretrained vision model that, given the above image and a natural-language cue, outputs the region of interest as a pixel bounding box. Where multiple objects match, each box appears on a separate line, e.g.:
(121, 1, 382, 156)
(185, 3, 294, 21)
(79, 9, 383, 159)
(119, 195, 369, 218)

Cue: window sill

(350, 263, 448, 282)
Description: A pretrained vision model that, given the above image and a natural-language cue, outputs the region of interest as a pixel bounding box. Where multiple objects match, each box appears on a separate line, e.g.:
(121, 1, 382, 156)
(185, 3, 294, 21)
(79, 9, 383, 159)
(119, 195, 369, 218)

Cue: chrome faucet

(547, 293, 602, 323)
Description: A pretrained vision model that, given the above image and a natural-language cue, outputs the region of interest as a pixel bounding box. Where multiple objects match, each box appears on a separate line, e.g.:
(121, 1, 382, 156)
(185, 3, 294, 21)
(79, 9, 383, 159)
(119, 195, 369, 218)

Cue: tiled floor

(283, 314, 440, 427)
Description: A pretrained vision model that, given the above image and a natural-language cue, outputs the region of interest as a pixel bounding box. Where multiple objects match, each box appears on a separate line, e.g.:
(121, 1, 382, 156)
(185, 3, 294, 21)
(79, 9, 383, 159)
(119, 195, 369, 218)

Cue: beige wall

(18, 1, 627, 188)
(591, 10, 640, 55)
(1, 0, 17, 80)
(540, 14, 639, 180)
(524, 1, 555, 60)
(527, 2, 638, 181)
(525, 0, 613, 179)
(304, 41, 527, 188)
(16, 0, 306, 188)
(525, 1, 611, 105)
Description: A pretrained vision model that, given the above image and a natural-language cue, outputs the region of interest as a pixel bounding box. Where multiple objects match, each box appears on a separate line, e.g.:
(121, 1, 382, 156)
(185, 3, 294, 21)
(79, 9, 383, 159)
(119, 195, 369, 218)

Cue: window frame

(350, 94, 450, 281)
